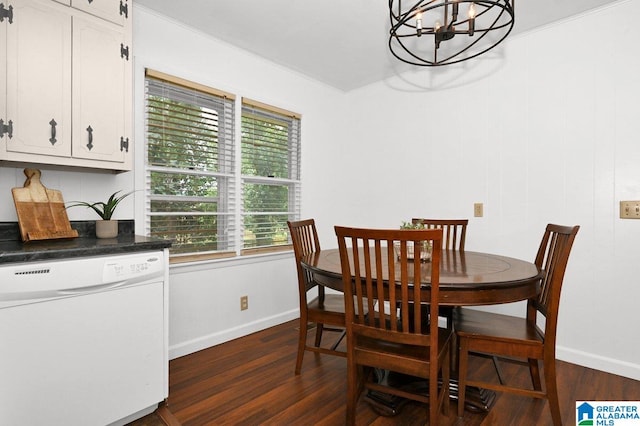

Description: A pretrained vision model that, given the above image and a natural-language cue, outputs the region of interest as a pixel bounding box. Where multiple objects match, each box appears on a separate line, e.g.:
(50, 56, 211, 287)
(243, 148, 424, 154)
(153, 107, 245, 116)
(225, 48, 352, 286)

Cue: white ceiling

(135, 0, 621, 92)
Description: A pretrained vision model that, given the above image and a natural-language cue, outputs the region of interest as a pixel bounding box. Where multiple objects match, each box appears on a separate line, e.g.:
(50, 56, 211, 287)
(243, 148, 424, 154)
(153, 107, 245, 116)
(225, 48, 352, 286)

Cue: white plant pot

(96, 220, 118, 239)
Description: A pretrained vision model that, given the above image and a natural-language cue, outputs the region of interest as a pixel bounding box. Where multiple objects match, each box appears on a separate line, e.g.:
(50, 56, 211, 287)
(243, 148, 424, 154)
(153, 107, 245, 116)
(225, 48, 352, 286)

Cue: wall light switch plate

(474, 203, 484, 217)
(620, 201, 640, 219)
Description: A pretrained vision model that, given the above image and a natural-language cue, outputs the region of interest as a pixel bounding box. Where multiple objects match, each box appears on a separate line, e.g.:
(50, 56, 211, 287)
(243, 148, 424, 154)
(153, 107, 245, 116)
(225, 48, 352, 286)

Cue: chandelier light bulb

(468, 3, 476, 35)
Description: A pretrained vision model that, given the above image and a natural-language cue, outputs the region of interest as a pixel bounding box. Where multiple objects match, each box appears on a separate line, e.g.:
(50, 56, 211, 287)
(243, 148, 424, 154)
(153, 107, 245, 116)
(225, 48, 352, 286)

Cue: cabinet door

(72, 14, 130, 165)
(72, 0, 128, 26)
(5, 0, 72, 158)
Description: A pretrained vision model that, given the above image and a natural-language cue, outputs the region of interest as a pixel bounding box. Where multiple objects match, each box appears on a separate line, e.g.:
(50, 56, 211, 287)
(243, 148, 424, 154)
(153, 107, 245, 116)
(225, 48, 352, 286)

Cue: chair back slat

(412, 218, 468, 251)
(289, 218, 320, 259)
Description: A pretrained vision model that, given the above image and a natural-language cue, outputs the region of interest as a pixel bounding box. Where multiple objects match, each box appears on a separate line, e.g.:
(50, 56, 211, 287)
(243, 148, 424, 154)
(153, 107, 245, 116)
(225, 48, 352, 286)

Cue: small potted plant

(396, 220, 432, 262)
(67, 190, 134, 238)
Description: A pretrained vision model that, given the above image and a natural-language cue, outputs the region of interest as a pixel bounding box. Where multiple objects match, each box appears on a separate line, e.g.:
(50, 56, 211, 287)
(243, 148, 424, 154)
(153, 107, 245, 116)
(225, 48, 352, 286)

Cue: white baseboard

(169, 309, 299, 360)
(557, 345, 640, 381)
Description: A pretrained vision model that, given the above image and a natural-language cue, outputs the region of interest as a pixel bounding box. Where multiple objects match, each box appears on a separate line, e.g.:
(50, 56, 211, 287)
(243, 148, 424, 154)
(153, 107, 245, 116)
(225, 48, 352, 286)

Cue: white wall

(0, 167, 134, 221)
(2, 0, 637, 380)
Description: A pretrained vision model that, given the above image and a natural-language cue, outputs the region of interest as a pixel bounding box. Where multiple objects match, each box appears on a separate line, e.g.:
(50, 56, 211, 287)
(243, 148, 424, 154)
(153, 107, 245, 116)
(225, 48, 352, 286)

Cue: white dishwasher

(0, 250, 168, 426)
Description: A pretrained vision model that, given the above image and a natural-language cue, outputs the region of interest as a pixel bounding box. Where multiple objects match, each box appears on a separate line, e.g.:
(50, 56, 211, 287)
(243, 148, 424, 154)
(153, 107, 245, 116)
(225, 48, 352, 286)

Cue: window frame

(240, 97, 302, 255)
(143, 70, 302, 262)
(144, 69, 237, 263)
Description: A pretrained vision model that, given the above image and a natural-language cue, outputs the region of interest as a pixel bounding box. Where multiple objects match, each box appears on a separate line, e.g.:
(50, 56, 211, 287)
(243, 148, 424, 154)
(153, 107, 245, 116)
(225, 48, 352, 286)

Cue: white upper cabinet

(0, 0, 132, 172)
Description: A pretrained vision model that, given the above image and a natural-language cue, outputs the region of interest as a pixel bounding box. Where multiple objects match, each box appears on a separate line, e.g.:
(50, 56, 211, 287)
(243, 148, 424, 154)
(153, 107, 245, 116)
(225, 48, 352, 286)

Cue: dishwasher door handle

(57, 280, 130, 295)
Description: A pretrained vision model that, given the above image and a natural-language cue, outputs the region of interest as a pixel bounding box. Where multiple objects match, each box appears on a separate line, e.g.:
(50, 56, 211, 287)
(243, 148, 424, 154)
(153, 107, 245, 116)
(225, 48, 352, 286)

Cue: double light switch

(620, 201, 640, 219)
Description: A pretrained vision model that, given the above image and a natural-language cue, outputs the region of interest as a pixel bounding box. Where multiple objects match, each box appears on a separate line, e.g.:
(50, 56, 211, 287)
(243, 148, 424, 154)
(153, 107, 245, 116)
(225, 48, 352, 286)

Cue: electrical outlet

(474, 203, 484, 218)
(240, 295, 248, 311)
(620, 201, 640, 219)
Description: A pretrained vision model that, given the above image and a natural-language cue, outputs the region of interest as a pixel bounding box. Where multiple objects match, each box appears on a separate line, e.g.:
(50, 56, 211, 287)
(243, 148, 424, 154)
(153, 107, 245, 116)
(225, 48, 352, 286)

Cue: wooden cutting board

(11, 168, 79, 242)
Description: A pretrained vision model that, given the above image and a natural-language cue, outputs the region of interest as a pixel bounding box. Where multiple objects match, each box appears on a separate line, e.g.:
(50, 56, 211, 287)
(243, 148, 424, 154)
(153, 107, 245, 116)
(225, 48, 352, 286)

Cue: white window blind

(241, 98, 301, 252)
(145, 70, 236, 259)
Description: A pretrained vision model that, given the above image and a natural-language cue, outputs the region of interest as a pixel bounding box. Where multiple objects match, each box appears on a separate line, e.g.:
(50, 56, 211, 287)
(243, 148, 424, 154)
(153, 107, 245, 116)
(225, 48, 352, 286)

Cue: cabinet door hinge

(119, 0, 128, 19)
(0, 3, 14, 24)
(120, 137, 129, 153)
(120, 43, 129, 60)
(0, 119, 13, 139)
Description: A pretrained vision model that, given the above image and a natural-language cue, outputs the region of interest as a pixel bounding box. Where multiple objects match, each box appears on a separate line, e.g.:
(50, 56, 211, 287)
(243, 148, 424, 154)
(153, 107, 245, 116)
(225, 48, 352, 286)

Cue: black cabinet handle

(86, 125, 93, 150)
(49, 119, 57, 145)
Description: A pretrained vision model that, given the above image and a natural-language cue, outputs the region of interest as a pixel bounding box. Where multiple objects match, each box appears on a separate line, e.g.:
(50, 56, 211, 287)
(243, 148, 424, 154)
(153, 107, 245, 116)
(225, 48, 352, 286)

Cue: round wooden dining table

(301, 248, 543, 415)
(301, 248, 542, 307)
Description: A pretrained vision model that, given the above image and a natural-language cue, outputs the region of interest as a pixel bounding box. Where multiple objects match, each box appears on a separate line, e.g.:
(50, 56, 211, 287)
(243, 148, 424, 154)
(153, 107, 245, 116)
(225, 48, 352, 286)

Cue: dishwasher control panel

(102, 253, 165, 283)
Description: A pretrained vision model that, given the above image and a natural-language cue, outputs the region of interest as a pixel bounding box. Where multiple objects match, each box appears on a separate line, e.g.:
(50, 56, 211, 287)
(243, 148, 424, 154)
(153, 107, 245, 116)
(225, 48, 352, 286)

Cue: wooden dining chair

(412, 218, 469, 329)
(335, 226, 452, 426)
(288, 219, 347, 375)
(454, 224, 579, 425)
(412, 218, 468, 251)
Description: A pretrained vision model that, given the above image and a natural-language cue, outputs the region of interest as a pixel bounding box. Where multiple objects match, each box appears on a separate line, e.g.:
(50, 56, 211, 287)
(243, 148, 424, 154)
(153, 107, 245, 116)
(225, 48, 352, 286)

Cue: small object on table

(11, 168, 79, 242)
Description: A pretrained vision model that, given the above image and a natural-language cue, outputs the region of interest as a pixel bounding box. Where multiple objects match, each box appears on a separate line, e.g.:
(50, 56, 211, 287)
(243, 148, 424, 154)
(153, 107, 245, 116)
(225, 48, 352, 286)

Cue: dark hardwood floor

(128, 319, 640, 425)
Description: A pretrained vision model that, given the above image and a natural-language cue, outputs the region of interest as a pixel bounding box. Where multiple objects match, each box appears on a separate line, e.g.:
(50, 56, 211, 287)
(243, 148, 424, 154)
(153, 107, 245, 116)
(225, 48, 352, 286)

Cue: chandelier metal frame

(388, 0, 515, 66)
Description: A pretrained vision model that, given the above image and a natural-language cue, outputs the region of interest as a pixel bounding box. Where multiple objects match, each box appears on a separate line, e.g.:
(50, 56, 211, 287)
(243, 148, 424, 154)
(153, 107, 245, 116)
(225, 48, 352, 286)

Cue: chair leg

(295, 319, 308, 375)
(314, 323, 324, 347)
(544, 359, 562, 426)
(457, 338, 469, 418)
(442, 343, 450, 417)
(450, 331, 458, 376)
(529, 358, 542, 391)
(430, 362, 439, 426)
(345, 358, 360, 425)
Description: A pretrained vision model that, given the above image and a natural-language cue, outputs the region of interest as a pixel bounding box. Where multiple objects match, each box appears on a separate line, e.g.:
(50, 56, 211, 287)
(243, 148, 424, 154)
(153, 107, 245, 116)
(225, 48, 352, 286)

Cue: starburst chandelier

(388, 0, 515, 66)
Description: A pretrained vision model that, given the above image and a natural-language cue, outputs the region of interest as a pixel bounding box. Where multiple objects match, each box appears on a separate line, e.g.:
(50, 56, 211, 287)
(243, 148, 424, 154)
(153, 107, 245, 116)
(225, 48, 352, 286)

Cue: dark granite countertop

(0, 220, 172, 264)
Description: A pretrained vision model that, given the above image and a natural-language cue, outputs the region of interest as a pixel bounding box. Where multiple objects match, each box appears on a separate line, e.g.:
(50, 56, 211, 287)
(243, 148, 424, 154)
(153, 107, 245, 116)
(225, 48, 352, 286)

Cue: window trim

(242, 97, 301, 120)
(145, 69, 235, 101)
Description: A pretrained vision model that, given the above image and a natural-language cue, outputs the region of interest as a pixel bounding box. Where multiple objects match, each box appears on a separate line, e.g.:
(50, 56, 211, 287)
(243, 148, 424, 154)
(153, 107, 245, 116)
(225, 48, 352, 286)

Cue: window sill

(168, 248, 294, 273)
